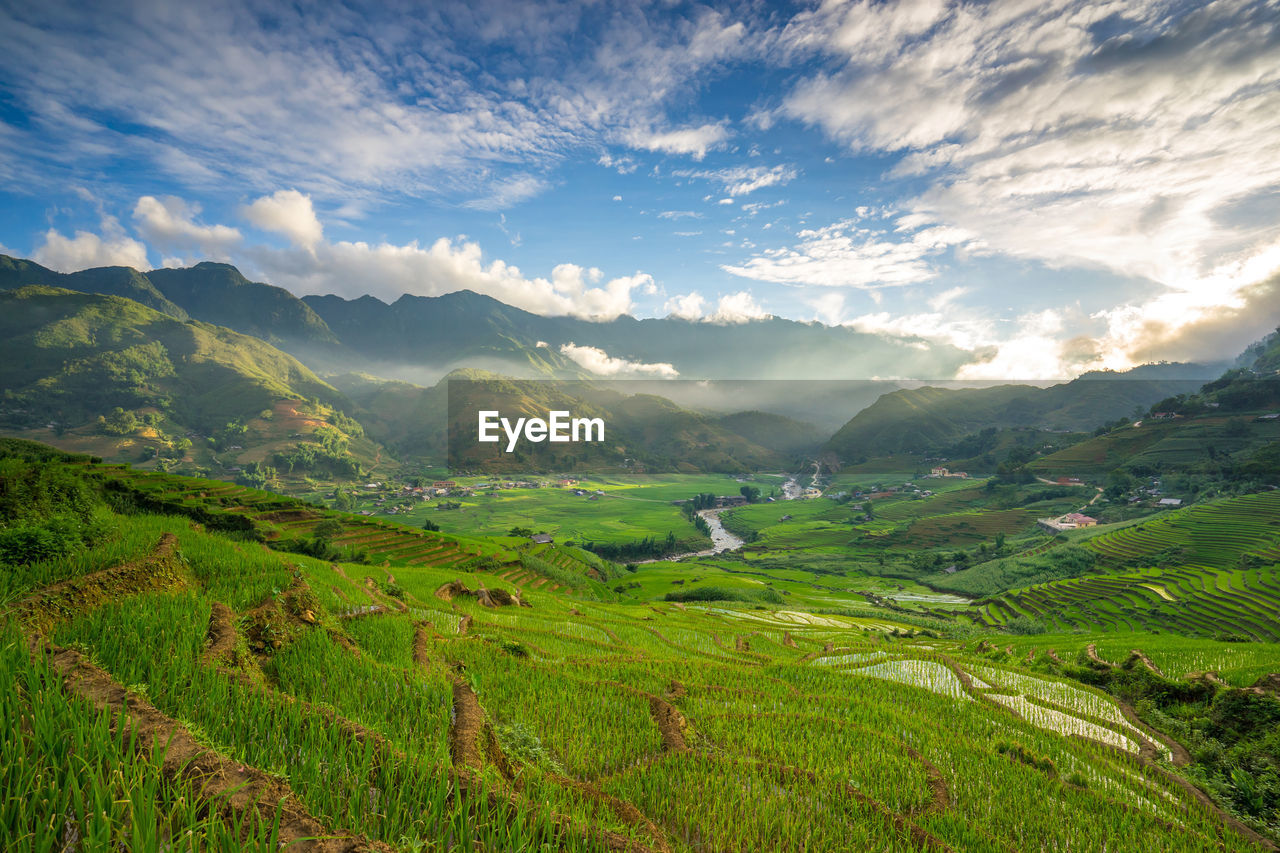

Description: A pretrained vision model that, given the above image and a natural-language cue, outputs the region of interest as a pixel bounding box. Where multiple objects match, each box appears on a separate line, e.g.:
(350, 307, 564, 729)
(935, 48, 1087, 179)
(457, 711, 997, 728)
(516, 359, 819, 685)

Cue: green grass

(5, 447, 1280, 851)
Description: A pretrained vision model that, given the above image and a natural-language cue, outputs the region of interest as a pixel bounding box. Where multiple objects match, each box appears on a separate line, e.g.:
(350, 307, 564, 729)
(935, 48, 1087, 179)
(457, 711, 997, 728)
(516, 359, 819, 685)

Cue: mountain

(130, 262, 338, 348)
(0, 285, 358, 471)
(825, 370, 1218, 460)
(341, 371, 798, 473)
(0, 255, 338, 350)
(0, 255, 189, 319)
(302, 289, 975, 381)
(3, 255, 972, 383)
(713, 410, 825, 456)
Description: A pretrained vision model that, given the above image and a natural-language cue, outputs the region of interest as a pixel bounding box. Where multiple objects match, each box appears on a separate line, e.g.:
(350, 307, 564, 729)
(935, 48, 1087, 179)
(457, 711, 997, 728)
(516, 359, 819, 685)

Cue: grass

(4, 450, 1280, 851)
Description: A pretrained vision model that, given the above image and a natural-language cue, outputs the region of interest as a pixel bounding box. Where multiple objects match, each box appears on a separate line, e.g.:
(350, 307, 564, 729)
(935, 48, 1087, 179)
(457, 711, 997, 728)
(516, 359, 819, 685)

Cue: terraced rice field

(974, 492, 1280, 640)
(8, 501, 1272, 852)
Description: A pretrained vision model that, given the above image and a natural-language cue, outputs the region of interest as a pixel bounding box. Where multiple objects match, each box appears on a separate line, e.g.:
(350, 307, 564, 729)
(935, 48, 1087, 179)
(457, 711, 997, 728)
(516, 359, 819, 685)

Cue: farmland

(4, 440, 1280, 851)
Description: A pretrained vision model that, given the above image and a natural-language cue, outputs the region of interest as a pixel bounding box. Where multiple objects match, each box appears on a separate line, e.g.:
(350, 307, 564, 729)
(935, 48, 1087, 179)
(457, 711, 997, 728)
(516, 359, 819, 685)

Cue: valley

(2, 257, 1279, 851)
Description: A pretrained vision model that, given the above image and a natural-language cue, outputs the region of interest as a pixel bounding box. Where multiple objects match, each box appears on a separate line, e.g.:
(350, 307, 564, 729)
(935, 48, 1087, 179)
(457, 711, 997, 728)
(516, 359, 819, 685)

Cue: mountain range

(0, 253, 1261, 478)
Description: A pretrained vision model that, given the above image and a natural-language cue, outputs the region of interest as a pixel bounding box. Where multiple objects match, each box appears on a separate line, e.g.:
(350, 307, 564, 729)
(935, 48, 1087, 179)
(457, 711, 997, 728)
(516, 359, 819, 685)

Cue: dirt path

(707, 754, 955, 853)
(202, 602, 236, 665)
(1128, 648, 1165, 677)
(1081, 735, 1277, 851)
(549, 775, 672, 853)
(1086, 643, 1116, 667)
(363, 576, 407, 612)
(647, 694, 688, 752)
(413, 625, 432, 667)
(449, 675, 486, 772)
(1117, 699, 1191, 766)
(35, 641, 379, 851)
(16, 533, 186, 634)
(900, 743, 950, 816)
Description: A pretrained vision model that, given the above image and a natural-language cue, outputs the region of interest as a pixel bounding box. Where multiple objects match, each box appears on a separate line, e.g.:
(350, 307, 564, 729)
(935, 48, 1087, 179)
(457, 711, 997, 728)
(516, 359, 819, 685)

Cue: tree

(313, 519, 344, 541)
(740, 485, 761, 503)
(422, 518, 440, 532)
(332, 489, 354, 512)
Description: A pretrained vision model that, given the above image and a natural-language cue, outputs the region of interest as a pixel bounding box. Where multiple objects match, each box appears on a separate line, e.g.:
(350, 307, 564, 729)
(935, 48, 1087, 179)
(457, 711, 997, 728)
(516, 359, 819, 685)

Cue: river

(638, 473, 800, 562)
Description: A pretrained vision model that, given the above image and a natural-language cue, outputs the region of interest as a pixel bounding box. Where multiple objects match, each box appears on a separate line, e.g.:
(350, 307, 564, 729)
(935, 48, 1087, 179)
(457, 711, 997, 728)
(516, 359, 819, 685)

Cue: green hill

(713, 410, 825, 456)
(3, 441, 1276, 852)
(0, 255, 189, 319)
(0, 286, 370, 474)
(447, 377, 789, 473)
(0, 255, 338, 349)
(826, 372, 1212, 460)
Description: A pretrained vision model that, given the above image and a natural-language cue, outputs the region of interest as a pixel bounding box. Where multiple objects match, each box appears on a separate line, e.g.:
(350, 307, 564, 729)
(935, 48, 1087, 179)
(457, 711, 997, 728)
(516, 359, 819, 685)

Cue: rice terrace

(5, 397, 1280, 851)
(4, 0, 1280, 849)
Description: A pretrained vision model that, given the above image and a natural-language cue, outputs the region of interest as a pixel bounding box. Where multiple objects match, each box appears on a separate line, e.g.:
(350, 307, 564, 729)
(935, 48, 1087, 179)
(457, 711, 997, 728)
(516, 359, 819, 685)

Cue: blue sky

(1, 0, 1278, 378)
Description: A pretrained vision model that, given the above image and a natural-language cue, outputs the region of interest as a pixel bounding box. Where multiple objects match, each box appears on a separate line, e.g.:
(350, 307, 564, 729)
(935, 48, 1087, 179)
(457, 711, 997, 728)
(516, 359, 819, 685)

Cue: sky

(1, 0, 1278, 379)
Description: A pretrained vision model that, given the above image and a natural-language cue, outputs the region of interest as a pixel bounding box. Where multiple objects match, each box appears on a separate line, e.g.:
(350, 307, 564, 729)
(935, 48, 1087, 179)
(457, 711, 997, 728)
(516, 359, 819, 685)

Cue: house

(1038, 512, 1097, 532)
(557, 478, 578, 487)
(1158, 497, 1183, 507)
(432, 481, 457, 490)
(1150, 412, 1181, 420)
(803, 487, 823, 498)
(930, 467, 950, 477)
(1056, 477, 1083, 486)
(714, 495, 749, 507)
(530, 533, 554, 544)
(780, 514, 793, 521)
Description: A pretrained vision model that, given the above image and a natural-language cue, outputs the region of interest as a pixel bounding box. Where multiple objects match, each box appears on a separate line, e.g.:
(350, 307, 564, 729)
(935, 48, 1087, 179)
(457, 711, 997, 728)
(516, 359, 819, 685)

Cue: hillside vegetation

(4, 440, 1278, 851)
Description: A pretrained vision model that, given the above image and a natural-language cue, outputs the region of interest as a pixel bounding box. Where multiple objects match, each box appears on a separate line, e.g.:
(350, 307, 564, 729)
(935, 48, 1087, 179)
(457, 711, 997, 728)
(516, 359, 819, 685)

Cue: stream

(643, 474, 802, 563)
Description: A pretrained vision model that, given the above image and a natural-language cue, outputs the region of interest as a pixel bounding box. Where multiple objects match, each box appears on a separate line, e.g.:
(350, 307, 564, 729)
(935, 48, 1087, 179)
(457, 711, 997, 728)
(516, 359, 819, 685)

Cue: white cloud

(626, 122, 729, 160)
(32, 217, 149, 272)
(707, 290, 768, 324)
(559, 343, 679, 377)
(462, 174, 550, 211)
(673, 164, 799, 196)
(658, 210, 703, 220)
(778, 0, 1280, 300)
(1087, 244, 1280, 369)
(133, 195, 242, 260)
(0, 3, 757, 204)
(598, 153, 638, 174)
(723, 218, 973, 288)
(242, 190, 323, 249)
(663, 291, 705, 320)
(246, 232, 652, 321)
(928, 286, 970, 311)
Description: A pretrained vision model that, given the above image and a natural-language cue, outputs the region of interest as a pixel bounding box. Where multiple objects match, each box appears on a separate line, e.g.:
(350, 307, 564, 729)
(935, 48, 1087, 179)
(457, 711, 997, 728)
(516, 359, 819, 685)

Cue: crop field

(1030, 415, 1280, 478)
(5, 446, 1280, 851)
(298, 473, 782, 546)
(972, 492, 1280, 639)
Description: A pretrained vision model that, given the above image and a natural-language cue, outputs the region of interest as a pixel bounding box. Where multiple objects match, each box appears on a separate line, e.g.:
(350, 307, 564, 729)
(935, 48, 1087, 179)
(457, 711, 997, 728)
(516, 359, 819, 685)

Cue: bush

(1003, 615, 1046, 635)
(664, 585, 784, 605)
